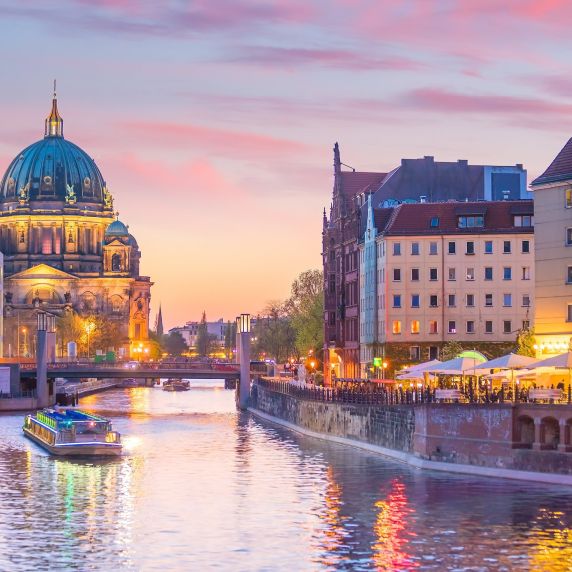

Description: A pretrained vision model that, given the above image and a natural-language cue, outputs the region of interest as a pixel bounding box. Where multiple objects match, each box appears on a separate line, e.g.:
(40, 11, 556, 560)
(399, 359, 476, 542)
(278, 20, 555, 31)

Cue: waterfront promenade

(252, 377, 572, 483)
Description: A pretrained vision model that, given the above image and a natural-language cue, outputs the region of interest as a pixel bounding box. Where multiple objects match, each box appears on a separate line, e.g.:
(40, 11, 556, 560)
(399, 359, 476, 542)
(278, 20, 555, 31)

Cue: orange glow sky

(1, 1, 571, 329)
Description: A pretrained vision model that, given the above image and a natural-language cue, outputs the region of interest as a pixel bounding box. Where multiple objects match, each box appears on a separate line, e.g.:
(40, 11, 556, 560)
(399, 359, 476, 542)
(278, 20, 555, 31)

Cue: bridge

(19, 363, 241, 381)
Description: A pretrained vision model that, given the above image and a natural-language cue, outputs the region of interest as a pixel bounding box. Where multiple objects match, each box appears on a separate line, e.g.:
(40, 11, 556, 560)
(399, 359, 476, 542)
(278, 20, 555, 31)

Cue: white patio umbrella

(530, 352, 572, 400)
(474, 353, 538, 400)
(430, 356, 488, 376)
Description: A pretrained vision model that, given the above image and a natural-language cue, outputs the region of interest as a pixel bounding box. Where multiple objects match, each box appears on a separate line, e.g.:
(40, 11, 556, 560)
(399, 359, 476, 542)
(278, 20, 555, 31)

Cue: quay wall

(255, 383, 415, 453)
(252, 384, 572, 478)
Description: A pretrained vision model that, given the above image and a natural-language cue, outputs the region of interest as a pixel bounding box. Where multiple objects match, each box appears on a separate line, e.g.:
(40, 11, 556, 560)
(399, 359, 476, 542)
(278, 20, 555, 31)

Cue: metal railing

(256, 378, 572, 405)
(0, 390, 37, 399)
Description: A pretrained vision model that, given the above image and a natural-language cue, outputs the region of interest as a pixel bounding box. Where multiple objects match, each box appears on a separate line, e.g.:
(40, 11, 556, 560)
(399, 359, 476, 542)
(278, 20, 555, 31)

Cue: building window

(329, 312, 336, 326)
(503, 320, 512, 334)
(567, 305, 572, 322)
(514, 215, 534, 227)
(503, 293, 512, 307)
(411, 294, 420, 308)
(503, 240, 511, 254)
(41, 227, 52, 255)
(485, 293, 493, 306)
(567, 228, 572, 246)
(484, 240, 493, 254)
(393, 242, 401, 256)
(522, 294, 530, 307)
(448, 320, 456, 334)
(393, 268, 401, 281)
(411, 268, 420, 281)
(448, 267, 456, 281)
(466, 241, 475, 255)
(567, 267, 572, 284)
(522, 320, 530, 330)
(522, 240, 530, 253)
(410, 346, 420, 361)
(393, 295, 401, 308)
(429, 295, 438, 307)
(522, 266, 531, 280)
(392, 320, 402, 334)
(503, 267, 512, 280)
(466, 267, 475, 281)
(429, 320, 438, 334)
(429, 268, 438, 281)
(430, 217, 440, 228)
(466, 320, 475, 334)
(111, 253, 122, 272)
(485, 321, 493, 334)
(458, 215, 484, 228)
(429, 241, 438, 255)
(411, 242, 420, 255)
(411, 320, 420, 334)
(429, 346, 439, 360)
(466, 294, 475, 307)
(484, 267, 493, 280)
(329, 274, 336, 294)
(448, 241, 456, 254)
(566, 188, 572, 208)
(448, 294, 456, 307)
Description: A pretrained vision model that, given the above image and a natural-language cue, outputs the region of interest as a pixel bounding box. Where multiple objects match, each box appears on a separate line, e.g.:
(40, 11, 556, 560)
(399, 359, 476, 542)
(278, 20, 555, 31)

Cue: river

(1, 383, 572, 571)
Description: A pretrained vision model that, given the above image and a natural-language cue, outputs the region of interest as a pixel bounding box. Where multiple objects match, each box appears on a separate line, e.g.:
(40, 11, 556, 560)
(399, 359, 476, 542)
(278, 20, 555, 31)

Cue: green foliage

(195, 311, 217, 356)
(163, 331, 188, 356)
(224, 320, 236, 359)
(441, 340, 464, 361)
(516, 327, 536, 358)
(252, 300, 296, 363)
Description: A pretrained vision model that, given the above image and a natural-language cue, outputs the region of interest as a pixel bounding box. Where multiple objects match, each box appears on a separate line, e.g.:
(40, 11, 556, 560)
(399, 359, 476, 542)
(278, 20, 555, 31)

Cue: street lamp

(382, 361, 388, 380)
(238, 313, 251, 334)
(84, 321, 95, 359)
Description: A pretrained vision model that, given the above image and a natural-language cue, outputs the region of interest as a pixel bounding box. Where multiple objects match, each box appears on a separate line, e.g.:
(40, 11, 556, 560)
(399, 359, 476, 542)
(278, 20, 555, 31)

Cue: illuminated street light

(84, 320, 96, 358)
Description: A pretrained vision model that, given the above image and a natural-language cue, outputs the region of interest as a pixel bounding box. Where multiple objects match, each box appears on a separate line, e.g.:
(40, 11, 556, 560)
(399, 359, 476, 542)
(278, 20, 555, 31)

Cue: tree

(441, 340, 464, 361)
(196, 311, 217, 356)
(163, 331, 188, 356)
(516, 328, 536, 357)
(224, 320, 236, 359)
(253, 301, 296, 363)
(56, 311, 85, 356)
(287, 270, 324, 359)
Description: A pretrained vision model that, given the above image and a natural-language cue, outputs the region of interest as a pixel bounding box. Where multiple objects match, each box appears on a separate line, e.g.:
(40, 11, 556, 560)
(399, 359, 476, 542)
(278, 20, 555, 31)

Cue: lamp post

(36, 312, 49, 407)
(84, 321, 95, 359)
(238, 313, 251, 410)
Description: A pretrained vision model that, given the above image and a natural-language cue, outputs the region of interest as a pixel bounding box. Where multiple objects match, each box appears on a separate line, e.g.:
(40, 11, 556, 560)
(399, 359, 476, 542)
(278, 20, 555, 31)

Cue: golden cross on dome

(115, 211, 120, 220)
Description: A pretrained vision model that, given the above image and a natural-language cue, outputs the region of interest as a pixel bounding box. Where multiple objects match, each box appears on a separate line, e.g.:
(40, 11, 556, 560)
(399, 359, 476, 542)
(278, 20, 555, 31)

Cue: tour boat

(121, 378, 139, 388)
(23, 409, 122, 456)
(162, 379, 190, 392)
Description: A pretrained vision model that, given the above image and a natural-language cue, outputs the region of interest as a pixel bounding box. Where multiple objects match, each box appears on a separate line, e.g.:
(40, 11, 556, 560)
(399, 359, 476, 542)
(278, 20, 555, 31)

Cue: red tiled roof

(531, 137, 572, 186)
(373, 208, 393, 232)
(340, 171, 387, 198)
(382, 200, 533, 235)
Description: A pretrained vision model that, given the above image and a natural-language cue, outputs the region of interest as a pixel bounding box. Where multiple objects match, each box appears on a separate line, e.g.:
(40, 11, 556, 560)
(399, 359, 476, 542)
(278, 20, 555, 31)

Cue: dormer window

(457, 215, 484, 228)
(430, 217, 439, 228)
(514, 215, 534, 227)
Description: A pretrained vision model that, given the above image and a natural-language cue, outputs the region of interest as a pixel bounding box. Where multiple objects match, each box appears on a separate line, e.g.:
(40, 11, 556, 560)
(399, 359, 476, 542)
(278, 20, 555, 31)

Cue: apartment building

(531, 137, 572, 356)
(360, 200, 534, 376)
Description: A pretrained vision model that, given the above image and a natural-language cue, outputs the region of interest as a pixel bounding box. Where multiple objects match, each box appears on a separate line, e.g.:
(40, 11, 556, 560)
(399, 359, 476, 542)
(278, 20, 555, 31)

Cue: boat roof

(39, 409, 108, 423)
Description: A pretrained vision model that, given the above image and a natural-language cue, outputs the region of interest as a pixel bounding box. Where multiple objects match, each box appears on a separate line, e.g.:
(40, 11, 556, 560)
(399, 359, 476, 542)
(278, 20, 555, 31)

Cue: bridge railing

(19, 362, 240, 372)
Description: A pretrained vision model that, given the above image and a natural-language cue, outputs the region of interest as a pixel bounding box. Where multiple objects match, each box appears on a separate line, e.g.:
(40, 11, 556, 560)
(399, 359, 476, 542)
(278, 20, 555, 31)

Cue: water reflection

(1, 387, 572, 570)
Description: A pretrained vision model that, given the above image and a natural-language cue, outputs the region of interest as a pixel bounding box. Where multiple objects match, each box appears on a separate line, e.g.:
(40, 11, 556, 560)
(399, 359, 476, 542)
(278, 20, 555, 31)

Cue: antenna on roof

(341, 162, 355, 172)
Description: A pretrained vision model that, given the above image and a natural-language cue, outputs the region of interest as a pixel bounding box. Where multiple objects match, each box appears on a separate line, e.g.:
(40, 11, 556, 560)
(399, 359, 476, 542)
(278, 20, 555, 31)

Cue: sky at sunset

(1, 1, 572, 329)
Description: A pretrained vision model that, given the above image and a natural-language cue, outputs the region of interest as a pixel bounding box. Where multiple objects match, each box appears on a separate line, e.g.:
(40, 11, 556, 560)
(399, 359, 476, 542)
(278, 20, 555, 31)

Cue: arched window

(111, 253, 121, 272)
(110, 295, 123, 314)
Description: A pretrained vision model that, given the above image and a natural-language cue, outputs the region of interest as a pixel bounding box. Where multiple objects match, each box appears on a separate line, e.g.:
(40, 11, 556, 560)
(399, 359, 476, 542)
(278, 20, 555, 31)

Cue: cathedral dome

(105, 219, 129, 237)
(0, 93, 112, 209)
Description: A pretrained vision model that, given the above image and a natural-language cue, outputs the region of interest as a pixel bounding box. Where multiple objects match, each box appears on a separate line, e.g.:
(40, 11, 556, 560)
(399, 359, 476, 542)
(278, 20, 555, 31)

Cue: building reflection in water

(528, 508, 572, 571)
(372, 479, 417, 571)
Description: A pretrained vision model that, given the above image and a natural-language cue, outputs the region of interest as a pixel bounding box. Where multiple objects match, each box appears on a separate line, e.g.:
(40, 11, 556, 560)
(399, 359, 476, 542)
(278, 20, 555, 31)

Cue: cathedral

(0, 91, 152, 358)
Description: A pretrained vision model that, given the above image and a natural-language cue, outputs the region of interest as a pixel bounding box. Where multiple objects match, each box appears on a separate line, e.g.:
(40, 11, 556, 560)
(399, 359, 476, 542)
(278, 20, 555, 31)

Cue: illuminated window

(411, 320, 420, 334)
(566, 188, 572, 208)
(392, 320, 401, 335)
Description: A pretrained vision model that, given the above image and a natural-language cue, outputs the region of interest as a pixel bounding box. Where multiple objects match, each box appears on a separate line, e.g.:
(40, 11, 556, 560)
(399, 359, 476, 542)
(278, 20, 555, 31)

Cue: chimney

(419, 195, 427, 203)
(502, 190, 510, 201)
(457, 159, 468, 166)
(424, 156, 434, 162)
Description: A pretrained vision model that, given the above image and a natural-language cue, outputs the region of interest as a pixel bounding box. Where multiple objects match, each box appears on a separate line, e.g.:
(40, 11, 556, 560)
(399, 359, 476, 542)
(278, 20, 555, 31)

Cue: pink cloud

(229, 46, 422, 71)
(119, 121, 309, 159)
(404, 88, 572, 115)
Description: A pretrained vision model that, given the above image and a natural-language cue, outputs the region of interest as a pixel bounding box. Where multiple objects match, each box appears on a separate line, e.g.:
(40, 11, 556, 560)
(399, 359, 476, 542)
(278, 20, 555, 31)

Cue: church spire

(155, 305, 164, 338)
(45, 80, 64, 138)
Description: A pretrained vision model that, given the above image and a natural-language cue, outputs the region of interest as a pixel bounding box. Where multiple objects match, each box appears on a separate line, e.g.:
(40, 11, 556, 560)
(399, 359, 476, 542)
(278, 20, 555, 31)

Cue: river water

(1, 384, 572, 571)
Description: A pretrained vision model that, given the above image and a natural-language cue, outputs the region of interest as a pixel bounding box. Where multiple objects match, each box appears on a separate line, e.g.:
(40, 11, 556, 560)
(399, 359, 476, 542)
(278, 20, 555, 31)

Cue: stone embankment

(250, 380, 572, 485)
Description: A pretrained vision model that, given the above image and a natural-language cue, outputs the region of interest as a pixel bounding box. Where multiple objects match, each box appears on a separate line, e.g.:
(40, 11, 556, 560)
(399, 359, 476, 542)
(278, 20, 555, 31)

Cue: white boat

(23, 409, 122, 456)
